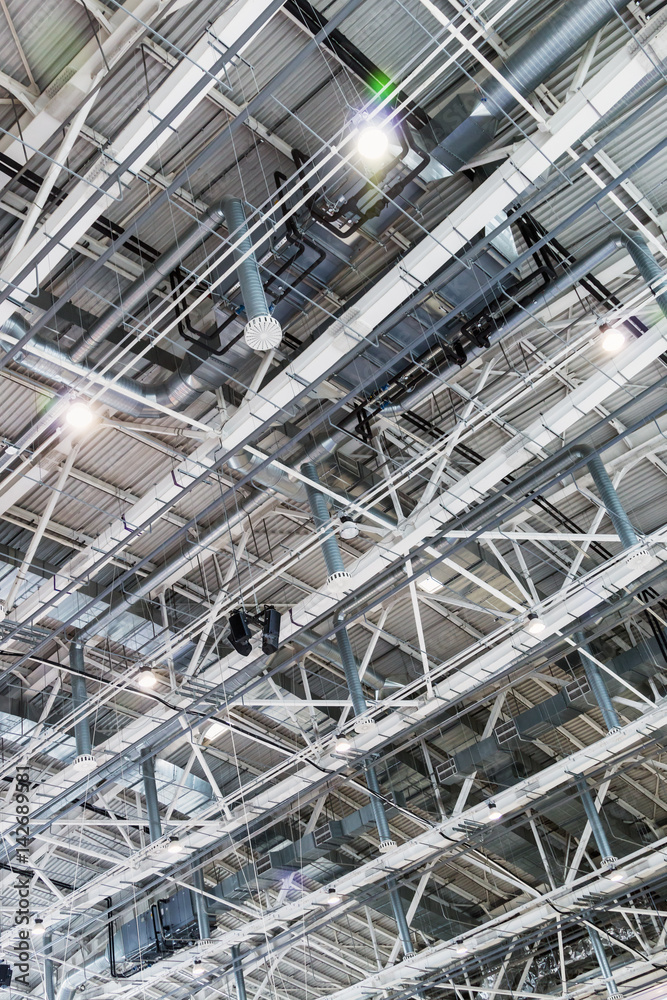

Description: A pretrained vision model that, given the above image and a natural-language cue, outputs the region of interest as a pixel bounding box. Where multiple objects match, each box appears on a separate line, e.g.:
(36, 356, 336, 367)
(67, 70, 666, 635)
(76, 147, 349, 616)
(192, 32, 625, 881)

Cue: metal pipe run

(69, 641, 92, 761)
(69, 202, 226, 362)
(588, 925, 622, 999)
(426, 0, 631, 172)
(141, 756, 163, 843)
(221, 198, 282, 350)
(231, 945, 248, 1000)
(301, 460, 414, 955)
(44, 932, 55, 1000)
(192, 866, 211, 941)
(576, 777, 616, 866)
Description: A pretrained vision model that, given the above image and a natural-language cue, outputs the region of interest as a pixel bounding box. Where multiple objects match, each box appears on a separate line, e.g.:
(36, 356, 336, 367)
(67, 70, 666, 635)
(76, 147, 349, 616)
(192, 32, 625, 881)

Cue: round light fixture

(192, 959, 207, 976)
(334, 736, 352, 755)
(166, 837, 185, 854)
(339, 517, 360, 540)
(487, 801, 504, 822)
(137, 670, 157, 689)
(65, 400, 94, 430)
(455, 940, 469, 955)
(326, 887, 343, 905)
(601, 326, 626, 353)
(608, 868, 625, 882)
(525, 612, 546, 636)
(357, 125, 389, 160)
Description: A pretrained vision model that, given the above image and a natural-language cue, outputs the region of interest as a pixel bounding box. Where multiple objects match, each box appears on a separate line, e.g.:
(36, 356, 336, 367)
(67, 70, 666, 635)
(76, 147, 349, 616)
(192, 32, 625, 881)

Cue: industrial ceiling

(0, 0, 667, 998)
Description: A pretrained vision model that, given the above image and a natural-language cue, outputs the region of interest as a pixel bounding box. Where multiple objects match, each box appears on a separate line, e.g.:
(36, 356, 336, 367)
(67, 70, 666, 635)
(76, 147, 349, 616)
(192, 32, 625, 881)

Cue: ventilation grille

(436, 757, 458, 783)
(565, 675, 592, 702)
(313, 823, 333, 847)
(495, 719, 519, 746)
(45, 66, 75, 99)
(255, 854, 273, 876)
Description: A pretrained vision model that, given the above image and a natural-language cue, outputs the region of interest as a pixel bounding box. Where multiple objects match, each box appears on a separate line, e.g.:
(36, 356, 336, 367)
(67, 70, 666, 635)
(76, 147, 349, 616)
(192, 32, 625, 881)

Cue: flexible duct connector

(55, 952, 109, 1000)
(69, 202, 226, 362)
(302, 460, 413, 950)
(577, 631, 621, 732)
(301, 461, 351, 594)
(141, 756, 163, 843)
(222, 198, 282, 350)
(576, 777, 616, 864)
(620, 231, 667, 319)
(69, 641, 93, 764)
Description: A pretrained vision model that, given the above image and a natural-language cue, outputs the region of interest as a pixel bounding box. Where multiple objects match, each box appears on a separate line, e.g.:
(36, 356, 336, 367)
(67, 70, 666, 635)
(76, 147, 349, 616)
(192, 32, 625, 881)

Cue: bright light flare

(65, 401, 94, 430)
(137, 670, 157, 689)
(601, 326, 626, 353)
(357, 125, 389, 160)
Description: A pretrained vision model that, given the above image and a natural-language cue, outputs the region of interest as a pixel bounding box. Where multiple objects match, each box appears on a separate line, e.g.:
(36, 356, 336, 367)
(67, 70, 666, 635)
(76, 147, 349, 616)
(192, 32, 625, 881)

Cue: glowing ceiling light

(334, 736, 352, 755)
(601, 326, 626, 353)
(65, 400, 94, 430)
(137, 670, 157, 689)
(357, 125, 389, 160)
(525, 613, 546, 636)
(326, 887, 343, 905)
(487, 801, 504, 822)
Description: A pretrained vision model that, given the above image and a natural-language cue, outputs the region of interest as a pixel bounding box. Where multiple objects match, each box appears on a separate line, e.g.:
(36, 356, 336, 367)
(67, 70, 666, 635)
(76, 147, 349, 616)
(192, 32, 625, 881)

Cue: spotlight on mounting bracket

(227, 609, 252, 656)
(262, 606, 281, 655)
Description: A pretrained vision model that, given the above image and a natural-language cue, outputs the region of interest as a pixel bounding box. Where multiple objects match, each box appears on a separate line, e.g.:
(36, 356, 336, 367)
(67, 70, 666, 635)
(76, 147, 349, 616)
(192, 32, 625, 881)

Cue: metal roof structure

(1, 0, 667, 999)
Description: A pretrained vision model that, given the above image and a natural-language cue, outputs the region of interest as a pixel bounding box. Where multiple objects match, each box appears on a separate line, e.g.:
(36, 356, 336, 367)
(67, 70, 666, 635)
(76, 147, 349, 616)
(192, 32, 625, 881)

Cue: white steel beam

(7, 15, 667, 630)
(0, 0, 173, 178)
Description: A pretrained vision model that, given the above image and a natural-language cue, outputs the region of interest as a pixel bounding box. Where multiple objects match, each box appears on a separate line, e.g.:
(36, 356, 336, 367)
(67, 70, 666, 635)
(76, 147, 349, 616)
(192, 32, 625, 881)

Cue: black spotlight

(262, 606, 281, 655)
(227, 609, 252, 656)
(0, 964, 12, 988)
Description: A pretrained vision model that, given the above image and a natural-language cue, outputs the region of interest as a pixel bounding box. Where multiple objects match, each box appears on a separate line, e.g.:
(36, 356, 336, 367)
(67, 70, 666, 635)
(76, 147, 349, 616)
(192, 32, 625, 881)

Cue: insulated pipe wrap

(576, 777, 614, 861)
(301, 460, 351, 593)
(620, 231, 667, 319)
(222, 198, 282, 349)
(584, 450, 639, 550)
(70, 641, 92, 758)
(481, 0, 628, 119)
